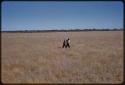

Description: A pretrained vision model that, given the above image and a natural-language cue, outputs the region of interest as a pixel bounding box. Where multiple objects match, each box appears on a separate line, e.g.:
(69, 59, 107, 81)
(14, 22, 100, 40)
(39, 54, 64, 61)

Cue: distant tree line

(2, 28, 123, 33)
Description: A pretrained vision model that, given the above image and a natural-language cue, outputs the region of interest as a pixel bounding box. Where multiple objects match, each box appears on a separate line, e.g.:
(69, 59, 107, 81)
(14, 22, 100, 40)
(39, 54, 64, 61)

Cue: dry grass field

(1, 31, 123, 84)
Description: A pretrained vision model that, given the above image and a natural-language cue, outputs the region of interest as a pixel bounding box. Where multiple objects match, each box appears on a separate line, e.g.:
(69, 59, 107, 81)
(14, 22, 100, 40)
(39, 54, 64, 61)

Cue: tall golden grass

(1, 31, 123, 83)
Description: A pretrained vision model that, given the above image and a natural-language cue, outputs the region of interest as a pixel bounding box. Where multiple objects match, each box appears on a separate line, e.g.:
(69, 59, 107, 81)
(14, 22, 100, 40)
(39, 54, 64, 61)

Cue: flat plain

(1, 31, 123, 83)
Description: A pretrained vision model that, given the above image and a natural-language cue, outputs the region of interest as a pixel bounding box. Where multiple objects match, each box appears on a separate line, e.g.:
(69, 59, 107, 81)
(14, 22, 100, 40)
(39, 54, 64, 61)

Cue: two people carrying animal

(62, 38, 70, 48)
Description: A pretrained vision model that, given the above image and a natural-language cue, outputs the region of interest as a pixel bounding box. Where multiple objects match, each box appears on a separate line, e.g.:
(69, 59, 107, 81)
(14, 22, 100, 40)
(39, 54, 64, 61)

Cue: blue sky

(2, 1, 123, 31)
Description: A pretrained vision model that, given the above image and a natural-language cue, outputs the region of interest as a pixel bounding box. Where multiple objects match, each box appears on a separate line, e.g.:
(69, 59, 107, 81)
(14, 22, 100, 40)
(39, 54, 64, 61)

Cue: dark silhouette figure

(62, 40, 66, 48)
(62, 38, 70, 48)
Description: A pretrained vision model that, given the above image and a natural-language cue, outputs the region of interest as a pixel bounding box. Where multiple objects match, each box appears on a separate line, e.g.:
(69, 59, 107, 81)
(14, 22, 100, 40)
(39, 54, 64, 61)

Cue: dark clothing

(62, 39, 70, 48)
(62, 40, 66, 48)
(66, 42, 70, 48)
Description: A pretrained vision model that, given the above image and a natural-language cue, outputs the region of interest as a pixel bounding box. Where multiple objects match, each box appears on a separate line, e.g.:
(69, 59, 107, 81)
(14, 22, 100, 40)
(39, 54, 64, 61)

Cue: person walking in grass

(66, 38, 70, 48)
(62, 38, 70, 48)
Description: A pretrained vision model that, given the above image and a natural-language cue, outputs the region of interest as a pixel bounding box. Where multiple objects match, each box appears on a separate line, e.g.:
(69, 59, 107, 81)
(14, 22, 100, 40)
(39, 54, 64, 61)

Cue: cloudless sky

(2, 1, 123, 31)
